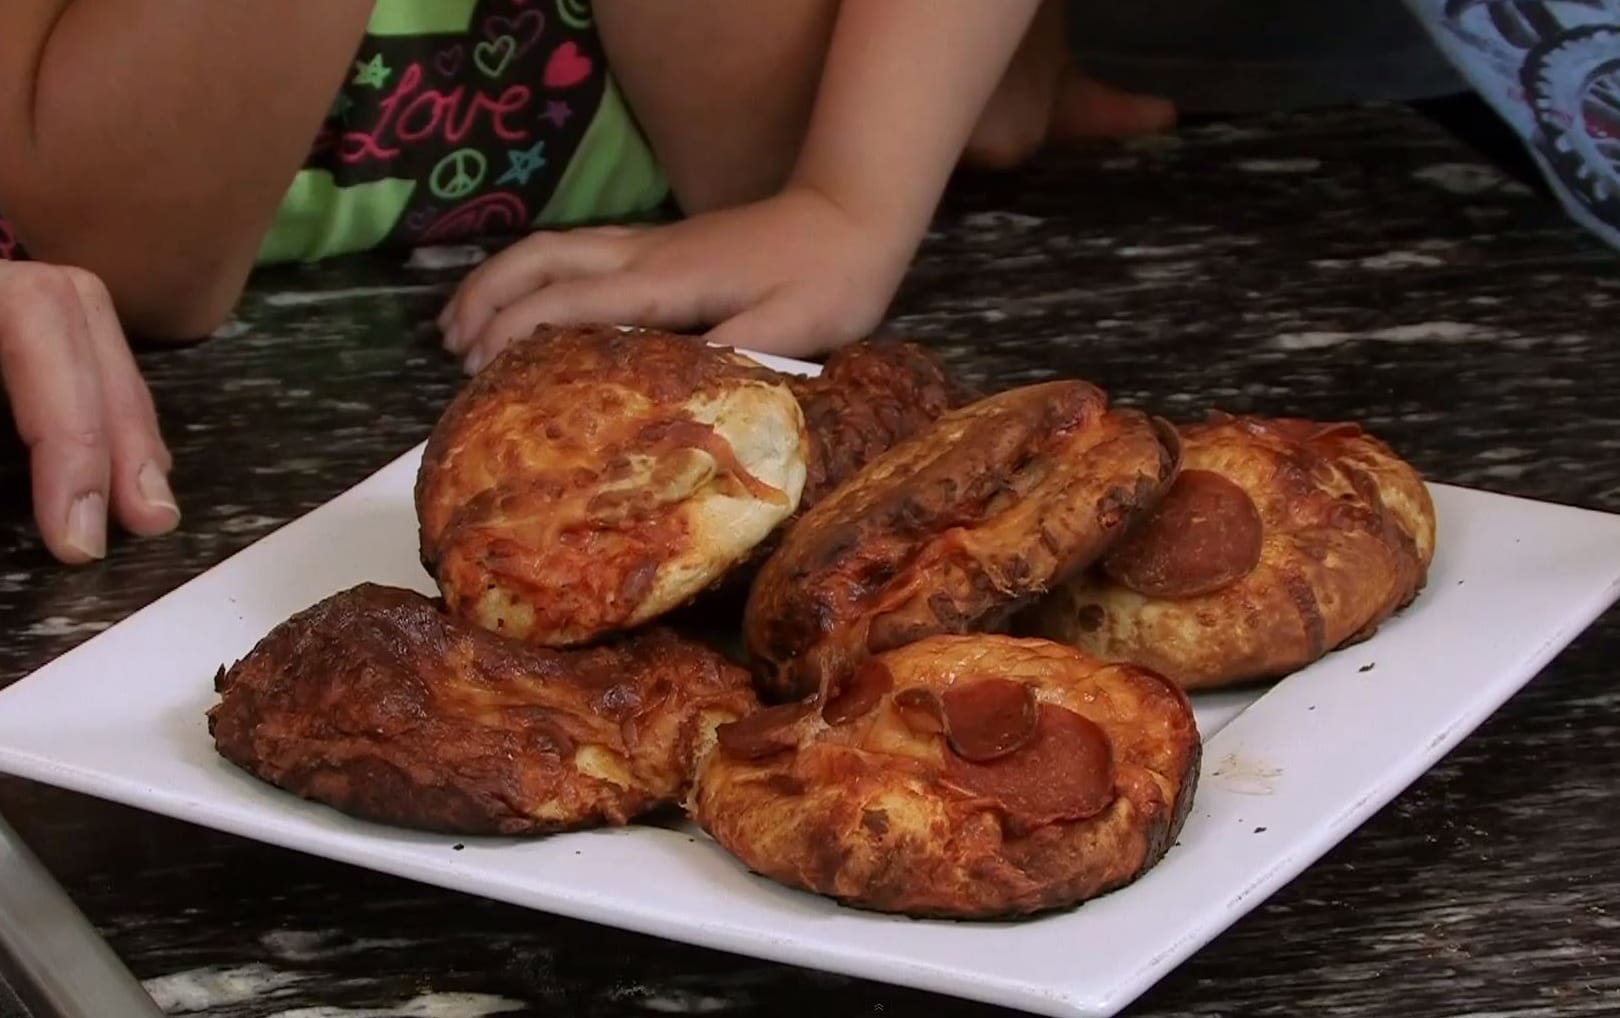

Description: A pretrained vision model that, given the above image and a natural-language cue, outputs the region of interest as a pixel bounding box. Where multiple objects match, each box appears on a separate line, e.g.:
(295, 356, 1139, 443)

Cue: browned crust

(208, 583, 760, 835)
(744, 380, 1181, 702)
(1022, 413, 1437, 689)
(666, 339, 976, 628)
(414, 325, 801, 644)
(690, 635, 1201, 920)
(788, 338, 979, 510)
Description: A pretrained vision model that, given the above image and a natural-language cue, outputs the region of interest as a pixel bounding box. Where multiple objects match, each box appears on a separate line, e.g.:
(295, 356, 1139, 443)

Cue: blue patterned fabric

(1404, 0, 1620, 251)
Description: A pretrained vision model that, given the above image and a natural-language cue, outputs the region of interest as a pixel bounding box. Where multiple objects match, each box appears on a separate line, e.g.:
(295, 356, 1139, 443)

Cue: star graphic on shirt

(352, 54, 392, 89)
(329, 93, 356, 122)
(497, 141, 547, 186)
(540, 100, 572, 128)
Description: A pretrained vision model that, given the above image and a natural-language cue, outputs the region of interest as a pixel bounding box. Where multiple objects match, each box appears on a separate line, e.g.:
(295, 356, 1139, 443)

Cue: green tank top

(256, 0, 668, 265)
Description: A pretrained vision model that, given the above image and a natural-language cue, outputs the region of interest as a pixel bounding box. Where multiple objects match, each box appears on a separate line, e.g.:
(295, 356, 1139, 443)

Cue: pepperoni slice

(940, 679, 1038, 763)
(716, 701, 814, 760)
(892, 687, 946, 736)
(822, 659, 894, 726)
(1101, 468, 1263, 598)
(942, 703, 1115, 835)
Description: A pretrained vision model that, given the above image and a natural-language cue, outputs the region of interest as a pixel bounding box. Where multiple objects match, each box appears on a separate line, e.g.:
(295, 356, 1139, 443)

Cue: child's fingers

(71, 270, 180, 538)
(443, 229, 641, 354)
(0, 265, 113, 564)
(703, 290, 840, 359)
(461, 271, 698, 375)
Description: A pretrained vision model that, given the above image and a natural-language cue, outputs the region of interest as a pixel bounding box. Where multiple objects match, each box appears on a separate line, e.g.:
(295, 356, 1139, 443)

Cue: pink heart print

(485, 10, 546, 58)
(543, 41, 593, 89)
(434, 45, 465, 78)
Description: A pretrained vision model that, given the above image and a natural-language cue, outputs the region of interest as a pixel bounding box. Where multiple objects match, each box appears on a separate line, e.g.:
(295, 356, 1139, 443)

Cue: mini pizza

(1022, 413, 1436, 690)
(208, 583, 760, 835)
(744, 379, 1180, 702)
(415, 325, 809, 645)
(669, 339, 975, 629)
(787, 338, 977, 511)
(689, 634, 1200, 919)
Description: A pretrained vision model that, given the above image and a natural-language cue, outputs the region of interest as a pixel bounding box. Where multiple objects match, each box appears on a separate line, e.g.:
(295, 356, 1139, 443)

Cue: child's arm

(444, 0, 1044, 367)
(0, 2, 373, 339)
(788, 0, 1047, 269)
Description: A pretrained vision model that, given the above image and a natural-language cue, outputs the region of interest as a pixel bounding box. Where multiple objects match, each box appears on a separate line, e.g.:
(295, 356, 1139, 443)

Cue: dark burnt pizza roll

(208, 583, 760, 835)
(1022, 413, 1436, 690)
(744, 379, 1181, 702)
(415, 325, 808, 646)
(788, 339, 977, 510)
(689, 634, 1200, 919)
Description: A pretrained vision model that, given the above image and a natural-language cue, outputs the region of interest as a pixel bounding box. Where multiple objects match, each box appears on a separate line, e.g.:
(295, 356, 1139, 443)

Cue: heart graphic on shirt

(543, 42, 592, 89)
(474, 36, 517, 78)
(434, 45, 465, 78)
(484, 10, 546, 58)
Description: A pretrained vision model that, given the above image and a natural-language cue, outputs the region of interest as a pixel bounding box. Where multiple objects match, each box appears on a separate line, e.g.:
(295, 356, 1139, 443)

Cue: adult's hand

(0, 261, 178, 563)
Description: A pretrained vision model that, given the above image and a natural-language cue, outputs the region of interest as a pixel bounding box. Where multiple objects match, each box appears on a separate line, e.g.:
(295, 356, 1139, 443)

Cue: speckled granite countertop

(1, 101, 1618, 1018)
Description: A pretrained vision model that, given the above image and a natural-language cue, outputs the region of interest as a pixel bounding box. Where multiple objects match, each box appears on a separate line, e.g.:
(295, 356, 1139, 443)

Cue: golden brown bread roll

(1021, 413, 1436, 690)
(668, 338, 975, 630)
(415, 325, 808, 645)
(689, 634, 1200, 919)
(208, 583, 760, 835)
(744, 380, 1180, 702)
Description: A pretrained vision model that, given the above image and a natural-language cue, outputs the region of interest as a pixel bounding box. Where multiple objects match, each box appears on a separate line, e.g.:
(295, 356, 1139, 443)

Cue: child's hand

(440, 185, 908, 371)
(0, 262, 179, 564)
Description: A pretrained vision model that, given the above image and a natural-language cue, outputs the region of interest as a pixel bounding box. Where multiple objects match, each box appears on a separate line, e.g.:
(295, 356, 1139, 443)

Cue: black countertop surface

(1, 101, 1618, 1017)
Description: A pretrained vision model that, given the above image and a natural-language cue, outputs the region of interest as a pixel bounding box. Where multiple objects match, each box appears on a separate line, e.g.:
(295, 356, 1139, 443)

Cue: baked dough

(788, 338, 976, 511)
(669, 338, 974, 630)
(1022, 413, 1436, 689)
(744, 380, 1180, 702)
(208, 583, 760, 835)
(415, 325, 808, 645)
(690, 634, 1200, 919)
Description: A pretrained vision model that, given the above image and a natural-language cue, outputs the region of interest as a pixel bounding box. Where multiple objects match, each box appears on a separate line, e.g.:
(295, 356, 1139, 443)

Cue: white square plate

(2, 351, 1619, 1018)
